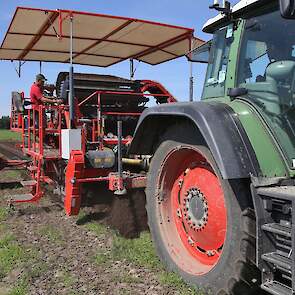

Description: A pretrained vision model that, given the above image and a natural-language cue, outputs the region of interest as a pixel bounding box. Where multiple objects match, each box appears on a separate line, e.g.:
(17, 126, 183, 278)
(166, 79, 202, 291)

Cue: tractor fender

(128, 101, 260, 179)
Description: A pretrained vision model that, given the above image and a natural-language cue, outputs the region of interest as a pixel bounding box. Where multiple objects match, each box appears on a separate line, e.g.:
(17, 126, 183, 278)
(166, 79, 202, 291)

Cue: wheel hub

(182, 188, 208, 231)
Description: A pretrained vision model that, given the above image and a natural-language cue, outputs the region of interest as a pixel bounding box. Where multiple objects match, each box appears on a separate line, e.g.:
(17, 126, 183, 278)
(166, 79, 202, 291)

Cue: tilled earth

(4, 203, 163, 294)
(0, 142, 192, 295)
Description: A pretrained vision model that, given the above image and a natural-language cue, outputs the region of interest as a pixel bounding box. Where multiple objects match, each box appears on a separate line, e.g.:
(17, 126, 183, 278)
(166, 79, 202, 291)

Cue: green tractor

(128, 0, 295, 294)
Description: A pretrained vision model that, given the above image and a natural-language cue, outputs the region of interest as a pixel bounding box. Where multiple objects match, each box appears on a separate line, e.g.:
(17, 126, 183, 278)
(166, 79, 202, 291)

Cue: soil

(0, 143, 183, 295)
(4, 202, 157, 293)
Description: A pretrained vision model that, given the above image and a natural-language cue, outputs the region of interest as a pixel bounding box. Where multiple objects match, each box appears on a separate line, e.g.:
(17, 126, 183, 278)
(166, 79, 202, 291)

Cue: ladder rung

(27, 166, 37, 172)
(261, 280, 292, 295)
(20, 180, 37, 187)
(257, 186, 295, 201)
(262, 252, 292, 273)
(262, 223, 291, 238)
(10, 193, 34, 202)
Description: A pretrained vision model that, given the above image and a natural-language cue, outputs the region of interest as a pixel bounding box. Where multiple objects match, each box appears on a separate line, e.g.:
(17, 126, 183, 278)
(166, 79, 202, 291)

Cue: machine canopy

(0, 7, 203, 67)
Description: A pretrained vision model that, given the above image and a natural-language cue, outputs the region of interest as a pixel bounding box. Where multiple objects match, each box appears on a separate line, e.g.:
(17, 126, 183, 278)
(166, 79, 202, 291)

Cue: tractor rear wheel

(146, 138, 262, 294)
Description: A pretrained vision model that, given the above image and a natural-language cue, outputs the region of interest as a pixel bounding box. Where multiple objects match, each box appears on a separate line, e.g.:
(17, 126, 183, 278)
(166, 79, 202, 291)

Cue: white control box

(61, 129, 82, 159)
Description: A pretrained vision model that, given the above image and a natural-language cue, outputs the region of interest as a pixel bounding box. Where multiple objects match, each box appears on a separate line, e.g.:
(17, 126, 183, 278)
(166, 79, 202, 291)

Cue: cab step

(262, 252, 292, 274)
(10, 193, 34, 202)
(27, 166, 37, 172)
(262, 223, 291, 237)
(20, 180, 37, 187)
(251, 185, 295, 294)
(261, 281, 292, 295)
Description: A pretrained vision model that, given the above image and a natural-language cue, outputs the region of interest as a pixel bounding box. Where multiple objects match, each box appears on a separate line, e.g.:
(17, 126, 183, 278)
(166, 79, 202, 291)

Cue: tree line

(0, 116, 10, 129)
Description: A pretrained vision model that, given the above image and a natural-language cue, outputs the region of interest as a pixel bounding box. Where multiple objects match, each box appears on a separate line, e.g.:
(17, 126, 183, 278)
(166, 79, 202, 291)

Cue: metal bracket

(209, 1, 231, 16)
(12, 60, 26, 78)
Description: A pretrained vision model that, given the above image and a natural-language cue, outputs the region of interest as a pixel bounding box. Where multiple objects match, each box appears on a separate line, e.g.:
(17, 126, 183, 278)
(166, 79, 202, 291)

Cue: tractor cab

(190, 0, 295, 170)
(184, 0, 295, 293)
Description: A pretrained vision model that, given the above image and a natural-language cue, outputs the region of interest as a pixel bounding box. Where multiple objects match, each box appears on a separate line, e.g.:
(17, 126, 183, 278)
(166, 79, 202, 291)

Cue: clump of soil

(82, 183, 148, 239)
(108, 190, 148, 238)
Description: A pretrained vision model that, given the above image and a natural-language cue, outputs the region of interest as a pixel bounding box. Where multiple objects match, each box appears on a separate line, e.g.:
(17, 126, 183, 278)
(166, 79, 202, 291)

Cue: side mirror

(280, 0, 295, 19)
(187, 40, 211, 64)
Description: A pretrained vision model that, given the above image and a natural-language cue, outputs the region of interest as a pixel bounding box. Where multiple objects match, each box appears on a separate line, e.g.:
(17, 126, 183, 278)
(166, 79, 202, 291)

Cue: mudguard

(128, 101, 260, 179)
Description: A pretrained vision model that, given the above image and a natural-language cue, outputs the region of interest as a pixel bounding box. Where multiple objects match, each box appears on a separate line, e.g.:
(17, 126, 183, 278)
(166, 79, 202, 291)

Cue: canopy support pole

(18, 61, 22, 78)
(130, 59, 135, 80)
(189, 38, 194, 102)
(12, 60, 26, 78)
(189, 62, 193, 102)
(39, 61, 42, 74)
(69, 14, 74, 129)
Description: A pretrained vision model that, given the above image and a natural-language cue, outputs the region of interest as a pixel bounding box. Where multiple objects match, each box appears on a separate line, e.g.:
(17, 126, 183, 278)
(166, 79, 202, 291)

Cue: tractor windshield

(238, 6, 295, 167)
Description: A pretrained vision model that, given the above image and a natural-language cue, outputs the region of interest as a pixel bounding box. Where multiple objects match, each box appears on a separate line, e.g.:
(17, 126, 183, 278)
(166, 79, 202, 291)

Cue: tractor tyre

(146, 135, 262, 294)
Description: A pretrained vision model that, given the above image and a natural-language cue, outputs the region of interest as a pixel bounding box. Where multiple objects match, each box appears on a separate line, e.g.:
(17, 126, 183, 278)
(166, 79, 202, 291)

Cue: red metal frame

(78, 88, 175, 144)
(9, 78, 176, 215)
(10, 92, 24, 132)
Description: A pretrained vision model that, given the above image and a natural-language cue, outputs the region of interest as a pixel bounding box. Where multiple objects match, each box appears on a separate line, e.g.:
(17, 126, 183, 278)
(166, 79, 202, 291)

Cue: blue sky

(0, 0, 238, 117)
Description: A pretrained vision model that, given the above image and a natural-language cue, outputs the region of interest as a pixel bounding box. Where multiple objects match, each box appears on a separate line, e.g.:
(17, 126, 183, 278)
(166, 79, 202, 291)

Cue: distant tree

(0, 116, 10, 129)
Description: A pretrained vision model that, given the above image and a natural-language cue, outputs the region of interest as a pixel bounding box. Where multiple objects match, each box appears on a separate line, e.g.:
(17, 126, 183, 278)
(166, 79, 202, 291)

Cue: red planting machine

(1, 7, 202, 216)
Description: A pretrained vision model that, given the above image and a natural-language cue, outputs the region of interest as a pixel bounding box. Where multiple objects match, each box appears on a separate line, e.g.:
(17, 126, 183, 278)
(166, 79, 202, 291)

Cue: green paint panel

(225, 20, 243, 92)
(199, 11, 294, 178)
(230, 100, 288, 177)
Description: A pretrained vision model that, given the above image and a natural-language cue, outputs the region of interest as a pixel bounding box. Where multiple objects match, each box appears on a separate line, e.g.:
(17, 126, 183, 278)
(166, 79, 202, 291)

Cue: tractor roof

(0, 7, 203, 67)
(203, 0, 269, 33)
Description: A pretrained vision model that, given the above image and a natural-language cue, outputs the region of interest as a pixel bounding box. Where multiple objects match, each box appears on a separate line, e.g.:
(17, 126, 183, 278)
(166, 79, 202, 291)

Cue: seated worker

(30, 74, 62, 106)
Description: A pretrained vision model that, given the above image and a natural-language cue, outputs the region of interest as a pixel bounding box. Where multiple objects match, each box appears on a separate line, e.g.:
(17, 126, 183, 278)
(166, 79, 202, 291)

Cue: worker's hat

(36, 73, 47, 82)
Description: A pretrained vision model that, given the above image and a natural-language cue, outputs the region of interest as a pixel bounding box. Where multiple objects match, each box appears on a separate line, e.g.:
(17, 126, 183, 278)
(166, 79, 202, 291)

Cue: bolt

(188, 236, 194, 246)
(206, 250, 215, 257)
(178, 179, 183, 188)
(176, 208, 182, 218)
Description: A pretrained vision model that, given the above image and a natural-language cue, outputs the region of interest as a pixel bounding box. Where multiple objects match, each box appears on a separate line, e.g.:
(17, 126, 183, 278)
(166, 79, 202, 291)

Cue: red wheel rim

(156, 146, 227, 275)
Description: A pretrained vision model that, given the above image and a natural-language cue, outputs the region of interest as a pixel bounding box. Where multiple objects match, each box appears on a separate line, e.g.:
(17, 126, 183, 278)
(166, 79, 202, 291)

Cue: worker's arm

(41, 96, 63, 104)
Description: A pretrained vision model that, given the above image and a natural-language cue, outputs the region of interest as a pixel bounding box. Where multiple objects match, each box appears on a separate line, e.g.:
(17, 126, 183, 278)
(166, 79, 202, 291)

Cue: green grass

(111, 271, 143, 284)
(0, 130, 21, 142)
(0, 223, 45, 295)
(7, 278, 28, 295)
(0, 207, 9, 222)
(0, 170, 22, 184)
(92, 229, 200, 294)
(93, 252, 111, 265)
(158, 272, 199, 295)
(38, 225, 63, 243)
(85, 222, 108, 236)
(1, 170, 22, 179)
(60, 270, 75, 288)
(111, 232, 162, 270)
(110, 232, 200, 294)
(78, 211, 203, 294)
(76, 211, 108, 236)
(0, 234, 27, 279)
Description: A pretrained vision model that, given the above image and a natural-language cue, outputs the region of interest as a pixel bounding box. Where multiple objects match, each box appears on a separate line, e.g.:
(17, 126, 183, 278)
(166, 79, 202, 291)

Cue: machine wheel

(146, 138, 261, 294)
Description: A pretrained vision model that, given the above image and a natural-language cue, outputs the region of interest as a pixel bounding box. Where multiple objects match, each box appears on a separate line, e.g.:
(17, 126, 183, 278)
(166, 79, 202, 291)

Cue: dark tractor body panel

(128, 101, 261, 179)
